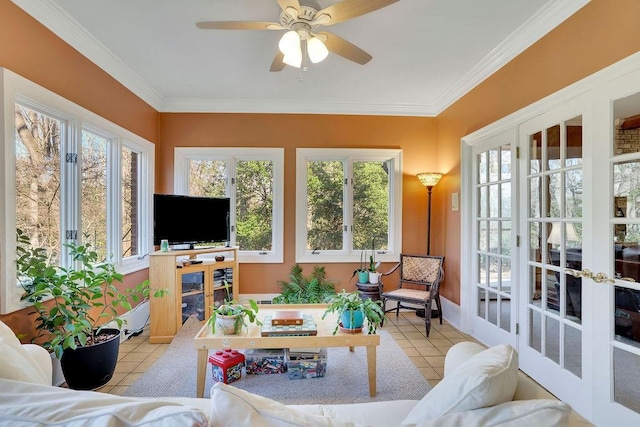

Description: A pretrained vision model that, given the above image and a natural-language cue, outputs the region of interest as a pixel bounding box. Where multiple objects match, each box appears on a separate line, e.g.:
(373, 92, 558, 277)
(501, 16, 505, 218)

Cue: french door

(464, 63, 640, 424)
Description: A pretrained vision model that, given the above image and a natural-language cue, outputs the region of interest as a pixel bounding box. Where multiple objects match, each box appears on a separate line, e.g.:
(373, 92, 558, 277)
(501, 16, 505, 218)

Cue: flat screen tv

(153, 194, 230, 247)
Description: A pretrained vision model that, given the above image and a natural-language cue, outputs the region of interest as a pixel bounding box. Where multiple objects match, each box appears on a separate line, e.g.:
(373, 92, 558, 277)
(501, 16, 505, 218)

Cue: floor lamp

(417, 172, 443, 255)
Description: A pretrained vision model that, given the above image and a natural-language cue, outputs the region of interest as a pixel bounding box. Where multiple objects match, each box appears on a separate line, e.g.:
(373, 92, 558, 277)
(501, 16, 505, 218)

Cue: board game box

(261, 313, 318, 337)
(271, 310, 304, 326)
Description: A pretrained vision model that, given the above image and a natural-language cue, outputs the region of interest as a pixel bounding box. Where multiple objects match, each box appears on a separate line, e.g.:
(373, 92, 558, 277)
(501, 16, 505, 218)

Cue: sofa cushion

(402, 344, 519, 423)
(209, 382, 357, 427)
(443, 341, 486, 377)
(402, 399, 571, 426)
(0, 378, 209, 426)
(0, 321, 49, 385)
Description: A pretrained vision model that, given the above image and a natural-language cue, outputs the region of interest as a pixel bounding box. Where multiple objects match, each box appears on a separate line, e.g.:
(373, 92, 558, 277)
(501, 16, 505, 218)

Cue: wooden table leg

(366, 345, 377, 397)
(196, 348, 207, 398)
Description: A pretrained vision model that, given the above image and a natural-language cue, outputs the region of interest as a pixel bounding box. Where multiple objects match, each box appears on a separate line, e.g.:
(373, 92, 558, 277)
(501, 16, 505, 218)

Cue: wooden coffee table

(193, 304, 380, 397)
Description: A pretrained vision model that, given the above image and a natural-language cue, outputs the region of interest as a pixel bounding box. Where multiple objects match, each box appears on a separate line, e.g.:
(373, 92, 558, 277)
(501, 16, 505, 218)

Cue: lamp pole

(417, 172, 443, 256)
(426, 185, 434, 255)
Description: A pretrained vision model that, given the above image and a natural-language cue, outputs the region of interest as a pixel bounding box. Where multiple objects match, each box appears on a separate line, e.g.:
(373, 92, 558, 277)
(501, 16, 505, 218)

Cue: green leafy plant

(272, 264, 337, 304)
(16, 229, 167, 359)
(368, 238, 381, 272)
(208, 281, 261, 335)
(322, 290, 385, 335)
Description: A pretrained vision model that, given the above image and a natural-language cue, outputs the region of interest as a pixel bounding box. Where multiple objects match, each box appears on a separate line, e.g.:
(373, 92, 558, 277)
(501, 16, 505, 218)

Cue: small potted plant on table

(208, 282, 261, 335)
(323, 290, 385, 335)
(351, 251, 370, 284)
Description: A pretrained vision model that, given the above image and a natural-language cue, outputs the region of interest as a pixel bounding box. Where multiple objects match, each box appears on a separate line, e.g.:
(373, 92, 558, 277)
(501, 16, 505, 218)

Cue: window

(174, 148, 284, 263)
(1, 68, 154, 314)
(295, 148, 402, 263)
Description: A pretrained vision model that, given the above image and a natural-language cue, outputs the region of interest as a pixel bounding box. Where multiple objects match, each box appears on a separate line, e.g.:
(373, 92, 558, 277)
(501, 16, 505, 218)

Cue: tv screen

(153, 194, 230, 246)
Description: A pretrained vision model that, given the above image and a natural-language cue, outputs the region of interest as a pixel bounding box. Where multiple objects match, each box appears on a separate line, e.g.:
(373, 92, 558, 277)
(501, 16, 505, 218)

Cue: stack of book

(261, 311, 317, 337)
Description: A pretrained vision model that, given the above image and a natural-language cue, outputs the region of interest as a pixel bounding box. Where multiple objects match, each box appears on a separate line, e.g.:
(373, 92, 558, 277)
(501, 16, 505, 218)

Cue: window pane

(236, 160, 273, 251)
(15, 104, 62, 264)
(353, 160, 389, 250)
(189, 160, 226, 197)
(81, 130, 108, 261)
(122, 147, 139, 257)
(307, 161, 343, 250)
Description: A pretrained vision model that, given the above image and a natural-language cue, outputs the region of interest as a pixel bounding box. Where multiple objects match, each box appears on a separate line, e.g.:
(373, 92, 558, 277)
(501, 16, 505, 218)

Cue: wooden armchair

(380, 254, 445, 337)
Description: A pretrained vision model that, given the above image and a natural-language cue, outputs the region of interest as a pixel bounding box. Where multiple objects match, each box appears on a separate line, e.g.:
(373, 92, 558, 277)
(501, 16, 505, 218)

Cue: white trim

(295, 148, 402, 264)
(11, 0, 589, 117)
(174, 147, 284, 264)
(440, 295, 462, 333)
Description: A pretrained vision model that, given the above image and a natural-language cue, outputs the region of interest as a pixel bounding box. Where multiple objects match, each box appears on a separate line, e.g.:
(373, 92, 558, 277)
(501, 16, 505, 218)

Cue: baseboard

(440, 296, 462, 331)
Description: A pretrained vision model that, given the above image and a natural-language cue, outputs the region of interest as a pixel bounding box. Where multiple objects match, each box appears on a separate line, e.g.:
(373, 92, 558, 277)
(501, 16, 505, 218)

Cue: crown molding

(11, 0, 164, 110)
(159, 97, 439, 116)
(432, 0, 591, 115)
(12, 0, 590, 116)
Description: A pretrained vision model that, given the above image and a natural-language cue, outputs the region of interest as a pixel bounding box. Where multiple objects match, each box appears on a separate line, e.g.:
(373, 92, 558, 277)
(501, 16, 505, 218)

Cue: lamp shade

(307, 36, 328, 63)
(417, 172, 443, 188)
(278, 30, 300, 55)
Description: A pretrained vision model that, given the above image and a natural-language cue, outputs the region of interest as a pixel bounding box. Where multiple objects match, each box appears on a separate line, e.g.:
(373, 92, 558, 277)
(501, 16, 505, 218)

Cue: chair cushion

(402, 344, 519, 423)
(0, 321, 49, 385)
(383, 288, 430, 302)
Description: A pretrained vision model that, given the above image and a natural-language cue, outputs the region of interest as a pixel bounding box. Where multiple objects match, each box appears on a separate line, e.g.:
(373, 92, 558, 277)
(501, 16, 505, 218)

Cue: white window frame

(174, 147, 284, 263)
(295, 148, 403, 264)
(0, 68, 154, 314)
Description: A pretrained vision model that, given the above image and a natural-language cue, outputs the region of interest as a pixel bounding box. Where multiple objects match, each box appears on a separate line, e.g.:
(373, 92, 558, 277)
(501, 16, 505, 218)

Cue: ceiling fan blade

(277, 0, 301, 14)
(270, 50, 286, 72)
(317, 31, 372, 65)
(317, 0, 399, 25)
(196, 21, 283, 30)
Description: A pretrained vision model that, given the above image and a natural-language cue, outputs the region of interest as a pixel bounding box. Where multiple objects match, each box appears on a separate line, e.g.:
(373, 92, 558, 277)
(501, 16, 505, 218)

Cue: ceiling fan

(196, 0, 399, 71)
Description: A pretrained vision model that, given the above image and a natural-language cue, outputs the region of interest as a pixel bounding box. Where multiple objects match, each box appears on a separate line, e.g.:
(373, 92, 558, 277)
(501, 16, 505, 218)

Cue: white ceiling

(13, 0, 589, 116)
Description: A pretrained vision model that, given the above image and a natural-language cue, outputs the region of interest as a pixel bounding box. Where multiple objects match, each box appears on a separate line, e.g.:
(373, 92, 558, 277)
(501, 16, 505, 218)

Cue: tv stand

(149, 246, 239, 343)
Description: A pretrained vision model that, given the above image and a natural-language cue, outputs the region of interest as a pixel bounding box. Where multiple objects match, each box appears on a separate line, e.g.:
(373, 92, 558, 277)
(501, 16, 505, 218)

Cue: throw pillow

(402, 399, 571, 427)
(209, 382, 355, 427)
(402, 344, 519, 423)
(0, 321, 49, 385)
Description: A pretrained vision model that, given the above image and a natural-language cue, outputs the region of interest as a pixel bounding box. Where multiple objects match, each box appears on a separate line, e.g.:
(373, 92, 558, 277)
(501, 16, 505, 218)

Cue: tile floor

(96, 311, 480, 395)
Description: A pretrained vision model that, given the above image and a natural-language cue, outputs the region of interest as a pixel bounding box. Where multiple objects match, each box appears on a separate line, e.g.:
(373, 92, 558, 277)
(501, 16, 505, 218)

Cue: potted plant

(208, 281, 261, 335)
(272, 264, 337, 304)
(16, 229, 166, 390)
(351, 251, 370, 284)
(368, 253, 381, 284)
(322, 290, 385, 335)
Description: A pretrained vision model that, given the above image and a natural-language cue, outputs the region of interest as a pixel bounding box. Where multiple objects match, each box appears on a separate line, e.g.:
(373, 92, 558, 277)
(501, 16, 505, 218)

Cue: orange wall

(434, 0, 640, 304)
(158, 113, 438, 294)
(0, 1, 158, 336)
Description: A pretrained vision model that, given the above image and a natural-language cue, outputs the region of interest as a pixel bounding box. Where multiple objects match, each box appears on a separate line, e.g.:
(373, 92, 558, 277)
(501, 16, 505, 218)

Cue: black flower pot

(60, 328, 121, 390)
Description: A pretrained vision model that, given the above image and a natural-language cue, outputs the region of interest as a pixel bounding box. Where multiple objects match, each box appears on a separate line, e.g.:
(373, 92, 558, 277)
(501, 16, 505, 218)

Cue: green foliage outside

(306, 160, 390, 251)
(273, 264, 337, 304)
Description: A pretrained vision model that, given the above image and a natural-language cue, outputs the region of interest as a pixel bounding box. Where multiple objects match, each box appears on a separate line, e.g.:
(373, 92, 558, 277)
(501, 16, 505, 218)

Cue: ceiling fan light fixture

(278, 30, 300, 56)
(283, 49, 302, 68)
(307, 36, 328, 64)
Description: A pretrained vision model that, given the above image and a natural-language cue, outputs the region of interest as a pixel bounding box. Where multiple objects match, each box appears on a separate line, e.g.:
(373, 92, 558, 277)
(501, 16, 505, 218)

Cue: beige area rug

(124, 316, 432, 405)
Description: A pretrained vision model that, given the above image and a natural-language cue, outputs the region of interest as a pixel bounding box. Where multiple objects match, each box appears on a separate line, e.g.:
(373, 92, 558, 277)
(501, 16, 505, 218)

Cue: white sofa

(0, 320, 592, 426)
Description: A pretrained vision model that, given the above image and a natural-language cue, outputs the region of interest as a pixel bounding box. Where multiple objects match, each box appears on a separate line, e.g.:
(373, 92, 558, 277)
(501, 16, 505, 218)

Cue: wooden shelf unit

(149, 246, 239, 343)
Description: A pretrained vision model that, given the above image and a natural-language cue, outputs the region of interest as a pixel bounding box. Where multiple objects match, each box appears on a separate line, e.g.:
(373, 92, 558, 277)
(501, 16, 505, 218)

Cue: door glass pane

(565, 117, 583, 167)
(530, 265, 542, 304)
(500, 145, 511, 180)
(488, 290, 497, 325)
(615, 286, 640, 346)
(529, 222, 541, 262)
(547, 125, 561, 170)
(81, 130, 108, 261)
(548, 173, 561, 217)
(478, 254, 488, 285)
(15, 104, 62, 264)
(530, 309, 542, 352)
(501, 257, 512, 295)
(545, 316, 560, 364)
(530, 177, 540, 217)
(353, 160, 390, 250)
(564, 324, 582, 377)
(501, 183, 511, 217)
(236, 160, 273, 251)
(530, 131, 542, 174)
(307, 160, 343, 250)
(613, 160, 640, 220)
(613, 347, 640, 413)
(489, 184, 499, 217)
(615, 227, 640, 282)
(121, 147, 139, 257)
(488, 256, 498, 289)
(614, 94, 640, 156)
(489, 221, 499, 253)
(479, 186, 487, 217)
(478, 220, 488, 252)
(500, 296, 511, 332)
(478, 287, 486, 319)
(501, 221, 511, 256)
(565, 170, 583, 218)
(478, 152, 487, 184)
(489, 149, 499, 182)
